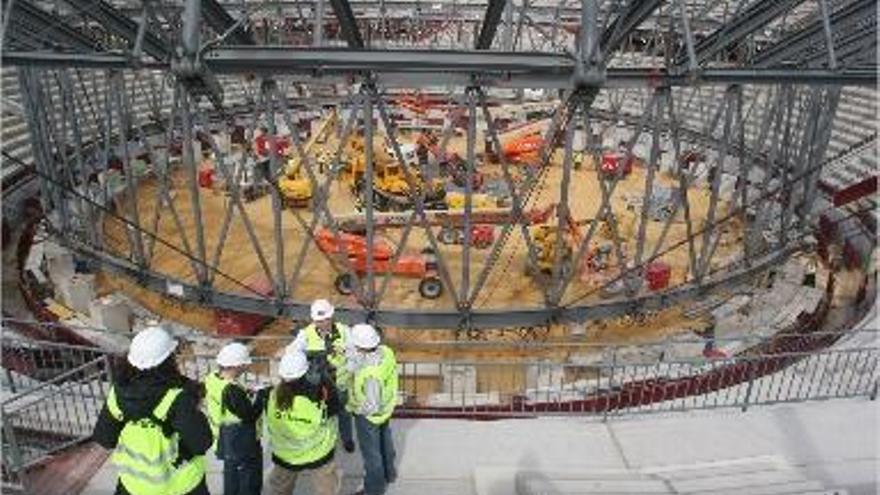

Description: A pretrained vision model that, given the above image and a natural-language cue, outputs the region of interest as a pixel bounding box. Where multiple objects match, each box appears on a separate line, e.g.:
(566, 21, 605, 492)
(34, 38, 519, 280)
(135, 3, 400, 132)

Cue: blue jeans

(338, 390, 354, 446)
(354, 416, 396, 495)
(223, 452, 263, 495)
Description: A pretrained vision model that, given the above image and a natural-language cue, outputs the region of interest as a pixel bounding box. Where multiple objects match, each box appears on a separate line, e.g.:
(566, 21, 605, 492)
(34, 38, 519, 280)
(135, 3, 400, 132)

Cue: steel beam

(754, 0, 875, 67)
(677, 0, 806, 67)
(4, 50, 877, 86)
(475, 0, 507, 49)
(601, 0, 662, 55)
(63, 0, 170, 61)
(5, 1, 100, 52)
(72, 237, 800, 328)
(201, 0, 255, 45)
(328, 0, 365, 47)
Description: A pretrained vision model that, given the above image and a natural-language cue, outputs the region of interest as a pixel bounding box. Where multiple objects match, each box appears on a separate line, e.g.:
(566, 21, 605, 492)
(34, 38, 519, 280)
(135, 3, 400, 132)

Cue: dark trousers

(338, 390, 354, 446)
(354, 415, 396, 495)
(223, 451, 263, 495)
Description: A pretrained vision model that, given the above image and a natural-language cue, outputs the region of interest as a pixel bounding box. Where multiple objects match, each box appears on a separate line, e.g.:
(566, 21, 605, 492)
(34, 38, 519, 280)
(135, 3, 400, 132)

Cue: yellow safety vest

(301, 323, 351, 389)
(348, 346, 398, 424)
(106, 387, 206, 495)
(266, 387, 337, 466)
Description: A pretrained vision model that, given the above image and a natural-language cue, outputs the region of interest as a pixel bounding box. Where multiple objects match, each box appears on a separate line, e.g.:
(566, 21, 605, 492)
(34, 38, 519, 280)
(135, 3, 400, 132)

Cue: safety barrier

(1, 344, 113, 492)
(1, 317, 877, 488)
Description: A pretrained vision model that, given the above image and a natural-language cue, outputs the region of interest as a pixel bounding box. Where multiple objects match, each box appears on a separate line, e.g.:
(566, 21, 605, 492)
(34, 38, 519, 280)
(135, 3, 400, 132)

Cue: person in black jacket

(206, 342, 263, 495)
(92, 326, 213, 495)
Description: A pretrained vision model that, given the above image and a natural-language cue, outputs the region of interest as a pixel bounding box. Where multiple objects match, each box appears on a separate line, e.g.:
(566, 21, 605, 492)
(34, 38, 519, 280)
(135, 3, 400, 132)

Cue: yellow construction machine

(278, 158, 312, 207)
(343, 134, 445, 211)
(277, 110, 338, 208)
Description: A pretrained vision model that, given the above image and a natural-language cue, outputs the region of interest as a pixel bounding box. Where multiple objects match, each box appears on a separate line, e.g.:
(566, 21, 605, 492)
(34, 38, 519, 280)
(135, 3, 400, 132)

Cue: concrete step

(475, 456, 840, 495)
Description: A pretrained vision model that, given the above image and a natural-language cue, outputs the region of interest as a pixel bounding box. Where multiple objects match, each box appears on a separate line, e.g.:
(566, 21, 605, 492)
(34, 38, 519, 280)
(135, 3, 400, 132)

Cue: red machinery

(215, 275, 274, 336)
(644, 261, 671, 291)
(417, 131, 483, 190)
(600, 153, 634, 178)
(438, 225, 495, 249)
(502, 134, 544, 162)
(314, 228, 443, 299)
(254, 133, 291, 157)
(198, 167, 214, 188)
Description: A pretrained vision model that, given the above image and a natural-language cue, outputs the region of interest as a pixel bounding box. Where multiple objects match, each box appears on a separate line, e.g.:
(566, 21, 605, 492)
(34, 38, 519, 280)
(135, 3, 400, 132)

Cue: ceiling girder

(678, 0, 807, 67)
(328, 0, 364, 48)
(754, 0, 876, 67)
(5, 1, 100, 52)
(62, 0, 171, 60)
(475, 0, 507, 50)
(601, 0, 662, 55)
(201, 0, 256, 45)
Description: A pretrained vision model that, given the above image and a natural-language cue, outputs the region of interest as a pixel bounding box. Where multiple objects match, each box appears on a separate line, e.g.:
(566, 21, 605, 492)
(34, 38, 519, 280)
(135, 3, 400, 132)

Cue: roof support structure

(601, 0, 662, 55)
(678, 0, 807, 67)
(201, 0, 256, 45)
(4, 49, 877, 86)
(328, 0, 364, 48)
(63, 0, 170, 60)
(475, 0, 507, 49)
(4, 1, 100, 52)
(754, 0, 875, 67)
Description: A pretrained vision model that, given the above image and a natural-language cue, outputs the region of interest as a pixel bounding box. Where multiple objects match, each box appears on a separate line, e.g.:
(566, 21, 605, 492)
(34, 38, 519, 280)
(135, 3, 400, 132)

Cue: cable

(2, 150, 271, 301)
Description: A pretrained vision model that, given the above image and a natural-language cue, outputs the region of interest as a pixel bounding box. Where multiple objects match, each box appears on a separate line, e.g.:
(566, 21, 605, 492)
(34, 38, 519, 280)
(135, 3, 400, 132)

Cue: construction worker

(287, 298, 355, 453)
(205, 342, 263, 495)
(347, 323, 398, 495)
(92, 325, 212, 495)
(262, 350, 340, 495)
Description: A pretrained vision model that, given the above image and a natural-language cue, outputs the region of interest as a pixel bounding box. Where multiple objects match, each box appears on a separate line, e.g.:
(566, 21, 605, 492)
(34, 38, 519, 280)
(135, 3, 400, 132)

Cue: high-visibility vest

(204, 373, 241, 448)
(106, 387, 206, 495)
(266, 387, 337, 466)
(301, 323, 351, 388)
(348, 346, 398, 424)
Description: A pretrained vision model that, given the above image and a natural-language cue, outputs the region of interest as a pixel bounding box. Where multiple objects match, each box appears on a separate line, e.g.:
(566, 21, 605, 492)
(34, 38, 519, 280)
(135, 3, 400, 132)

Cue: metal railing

(1, 311, 877, 486)
(1, 347, 112, 492)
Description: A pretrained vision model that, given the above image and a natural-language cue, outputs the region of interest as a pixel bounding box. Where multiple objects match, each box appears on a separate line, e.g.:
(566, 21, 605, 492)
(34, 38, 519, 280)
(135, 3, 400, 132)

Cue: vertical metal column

(462, 88, 476, 312)
(113, 72, 147, 266)
(265, 83, 287, 299)
(179, 86, 208, 285)
(634, 91, 663, 268)
(552, 101, 577, 303)
(364, 90, 376, 308)
(503, 0, 514, 51)
(313, 0, 325, 46)
(19, 69, 56, 226)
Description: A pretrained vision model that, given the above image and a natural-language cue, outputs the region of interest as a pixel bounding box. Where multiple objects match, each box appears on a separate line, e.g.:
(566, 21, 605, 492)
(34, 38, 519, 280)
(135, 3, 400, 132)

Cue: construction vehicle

(503, 133, 544, 163)
(444, 190, 499, 210)
(416, 131, 483, 190)
(314, 228, 443, 299)
(276, 110, 338, 207)
(278, 157, 312, 207)
(345, 134, 446, 211)
(438, 225, 495, 249)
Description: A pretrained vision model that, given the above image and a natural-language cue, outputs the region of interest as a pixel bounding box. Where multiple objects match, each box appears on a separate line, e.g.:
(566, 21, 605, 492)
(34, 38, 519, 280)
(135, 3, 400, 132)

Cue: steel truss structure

(2, 0, 876, 330)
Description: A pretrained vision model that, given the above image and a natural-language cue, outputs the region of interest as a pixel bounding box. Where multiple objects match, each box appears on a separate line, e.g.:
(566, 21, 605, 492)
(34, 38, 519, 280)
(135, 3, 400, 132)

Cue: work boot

(344, 440, 356, 453)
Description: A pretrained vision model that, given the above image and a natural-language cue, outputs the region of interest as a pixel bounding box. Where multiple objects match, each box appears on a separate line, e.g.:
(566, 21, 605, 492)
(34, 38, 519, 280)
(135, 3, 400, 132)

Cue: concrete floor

(83, 397, 878, 495)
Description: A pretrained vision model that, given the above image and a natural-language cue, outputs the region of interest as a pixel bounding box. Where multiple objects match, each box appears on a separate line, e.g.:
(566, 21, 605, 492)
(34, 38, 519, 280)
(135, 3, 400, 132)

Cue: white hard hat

(351, 323, 380, 349)
(127, 326, 178, 370)
(310, 299, 335, 321)
(278, 351, 309, 380)
(216, 342, 253, 367)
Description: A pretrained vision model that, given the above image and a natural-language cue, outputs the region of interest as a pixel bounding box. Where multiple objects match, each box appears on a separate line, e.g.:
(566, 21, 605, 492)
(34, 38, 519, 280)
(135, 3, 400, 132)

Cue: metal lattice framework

(1, 0, 876, 330)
